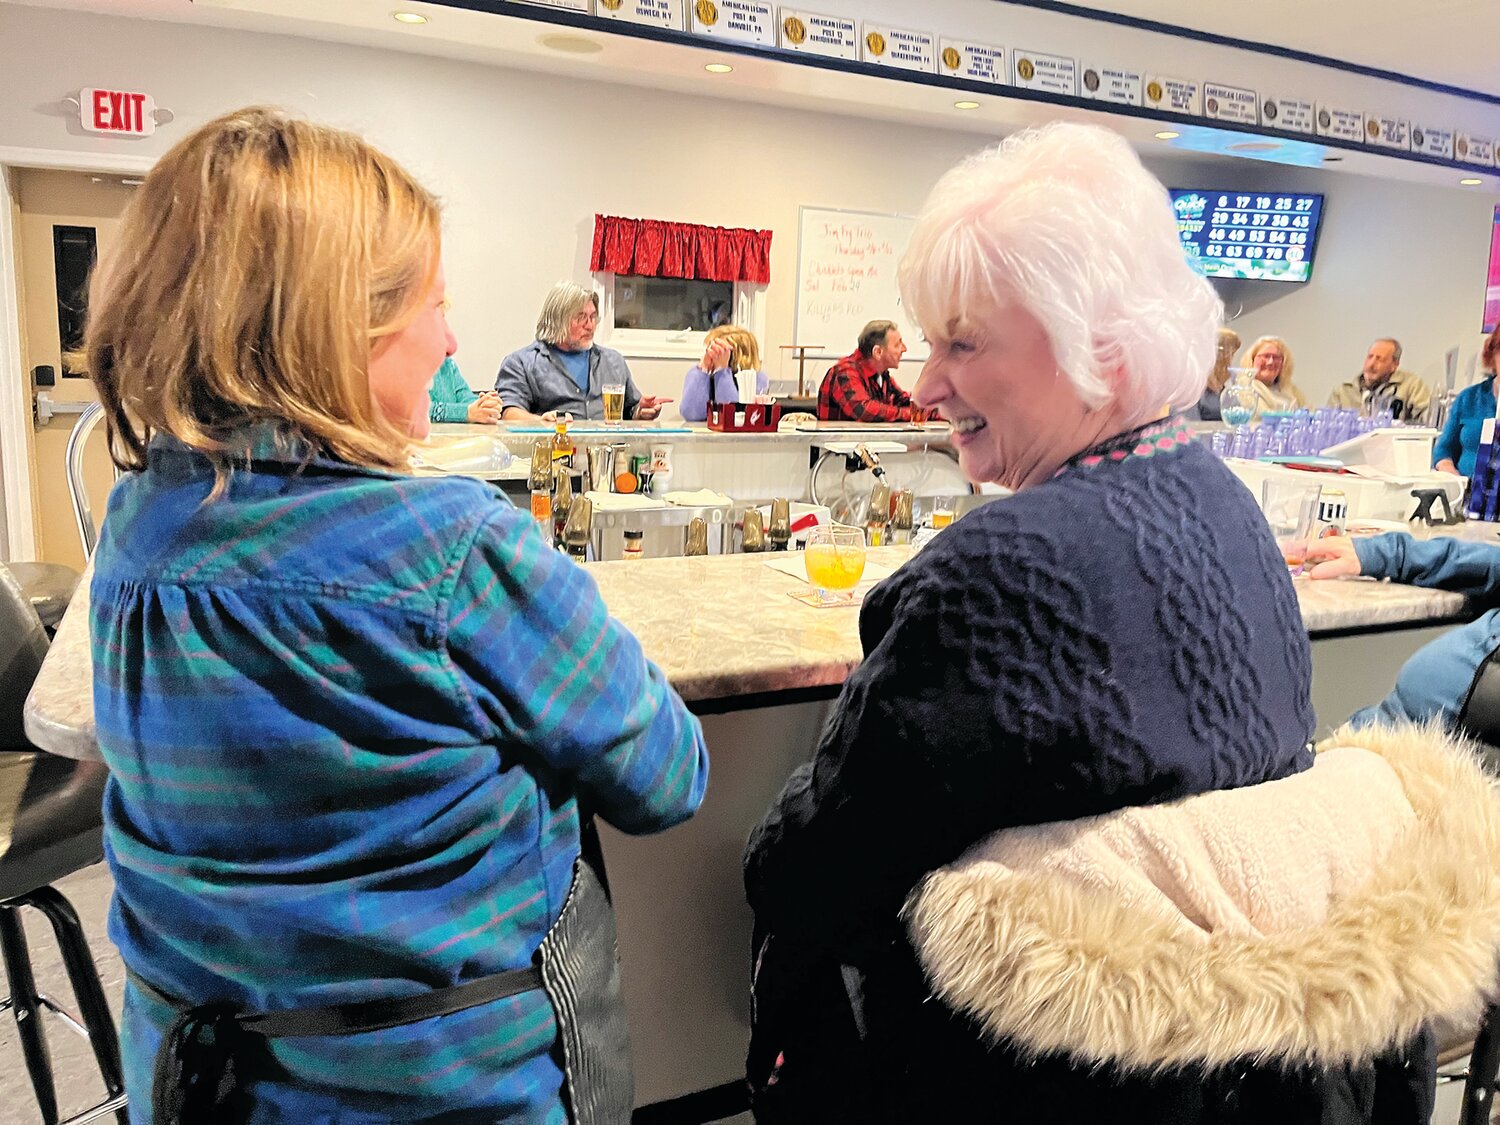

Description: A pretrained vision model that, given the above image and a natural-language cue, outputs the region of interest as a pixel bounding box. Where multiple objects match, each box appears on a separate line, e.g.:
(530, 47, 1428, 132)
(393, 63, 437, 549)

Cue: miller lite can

(1314, 488, 1347, 538)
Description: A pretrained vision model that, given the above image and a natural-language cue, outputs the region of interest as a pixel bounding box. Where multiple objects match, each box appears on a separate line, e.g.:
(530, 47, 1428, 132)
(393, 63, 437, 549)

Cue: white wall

(1203, 161, 1496, 403)
(1, 3, 1495, 413)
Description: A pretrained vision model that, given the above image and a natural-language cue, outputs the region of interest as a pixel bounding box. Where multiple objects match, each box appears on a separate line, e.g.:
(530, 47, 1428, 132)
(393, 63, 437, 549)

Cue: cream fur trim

(904, 723, 1500, 1071)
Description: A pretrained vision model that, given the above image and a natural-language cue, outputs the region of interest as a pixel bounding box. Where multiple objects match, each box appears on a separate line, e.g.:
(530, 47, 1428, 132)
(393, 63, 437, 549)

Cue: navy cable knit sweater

(745, 422, 1315, 951)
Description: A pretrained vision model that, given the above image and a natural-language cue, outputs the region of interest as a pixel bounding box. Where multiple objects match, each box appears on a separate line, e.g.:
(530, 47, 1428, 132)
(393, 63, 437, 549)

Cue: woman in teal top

(428, 356, 502, 423)
(1434, 327, 1499, 477)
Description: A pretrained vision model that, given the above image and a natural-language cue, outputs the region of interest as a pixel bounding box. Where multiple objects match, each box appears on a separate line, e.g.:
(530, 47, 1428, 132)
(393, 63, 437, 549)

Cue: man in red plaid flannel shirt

(817, 319, 915, 422)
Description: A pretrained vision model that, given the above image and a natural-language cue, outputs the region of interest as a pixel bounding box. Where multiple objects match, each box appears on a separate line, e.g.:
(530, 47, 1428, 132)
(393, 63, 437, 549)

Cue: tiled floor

(0, 861, 1481, 1123)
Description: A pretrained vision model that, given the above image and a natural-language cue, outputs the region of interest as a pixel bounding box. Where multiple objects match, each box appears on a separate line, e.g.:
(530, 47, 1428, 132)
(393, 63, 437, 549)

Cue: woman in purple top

(680, 325, 769, 421)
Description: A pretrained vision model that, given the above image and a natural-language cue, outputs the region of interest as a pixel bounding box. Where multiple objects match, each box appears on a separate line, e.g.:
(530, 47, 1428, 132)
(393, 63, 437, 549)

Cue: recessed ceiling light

(1154, 131, 1180, 140)
(121, 178, 144, 186)
(1461, 177, 1484, 186)
(704, 63, 734, 74)
(539, 33, 604, 54)
(392, 11, 428, 24)
(954, 100, 980, 110)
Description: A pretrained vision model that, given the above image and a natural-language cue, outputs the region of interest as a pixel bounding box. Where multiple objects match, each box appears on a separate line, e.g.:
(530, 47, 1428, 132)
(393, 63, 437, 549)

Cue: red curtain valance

(590, 215, 772, 284)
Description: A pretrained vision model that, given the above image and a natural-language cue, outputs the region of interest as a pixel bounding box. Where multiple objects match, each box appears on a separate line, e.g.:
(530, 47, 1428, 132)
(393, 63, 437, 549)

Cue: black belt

(132, 964, 544, 1123)
(129, 964, 542, 1039)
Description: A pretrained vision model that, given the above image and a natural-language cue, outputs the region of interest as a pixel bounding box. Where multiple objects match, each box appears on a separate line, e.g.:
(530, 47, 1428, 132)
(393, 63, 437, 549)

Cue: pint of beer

(603, 383, 626, 425)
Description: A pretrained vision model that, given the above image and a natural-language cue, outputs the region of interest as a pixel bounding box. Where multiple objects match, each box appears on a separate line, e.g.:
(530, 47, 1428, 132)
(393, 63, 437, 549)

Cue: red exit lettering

(79, 88, 156, 137)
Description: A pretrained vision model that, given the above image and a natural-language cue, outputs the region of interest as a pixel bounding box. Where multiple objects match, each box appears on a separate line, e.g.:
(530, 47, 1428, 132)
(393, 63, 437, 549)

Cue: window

(595, 272, 766, 359)
(613, 275, 733, 333)
(53, 225, 97, 375)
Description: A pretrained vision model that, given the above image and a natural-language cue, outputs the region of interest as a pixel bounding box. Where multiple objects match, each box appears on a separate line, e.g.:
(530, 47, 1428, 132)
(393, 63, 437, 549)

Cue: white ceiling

(6, 0, 1498, 190)
(1065, 0, 1500, 98)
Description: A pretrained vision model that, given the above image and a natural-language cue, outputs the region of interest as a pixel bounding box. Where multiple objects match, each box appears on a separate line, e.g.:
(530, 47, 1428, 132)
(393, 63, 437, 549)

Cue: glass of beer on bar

(603, 383, 626, 425)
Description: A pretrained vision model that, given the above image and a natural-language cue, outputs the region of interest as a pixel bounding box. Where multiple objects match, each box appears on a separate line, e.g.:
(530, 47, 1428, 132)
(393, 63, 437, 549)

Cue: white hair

(898, 122, 1222, 427)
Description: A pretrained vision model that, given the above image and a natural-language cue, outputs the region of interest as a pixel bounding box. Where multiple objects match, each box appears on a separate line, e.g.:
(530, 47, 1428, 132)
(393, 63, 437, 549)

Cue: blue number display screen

(1169, 189, 1325, 283)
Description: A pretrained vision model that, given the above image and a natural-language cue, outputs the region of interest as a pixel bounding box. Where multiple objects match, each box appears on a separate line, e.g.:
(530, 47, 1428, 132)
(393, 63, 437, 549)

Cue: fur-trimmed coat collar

(905, 723, 1500, 1074)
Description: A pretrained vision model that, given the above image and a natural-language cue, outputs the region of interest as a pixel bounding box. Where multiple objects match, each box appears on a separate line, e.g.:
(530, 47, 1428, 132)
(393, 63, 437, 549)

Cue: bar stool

(4, 561, 80, 632)
(66, 402, 119, 560)
(0, 562, 125, 1123)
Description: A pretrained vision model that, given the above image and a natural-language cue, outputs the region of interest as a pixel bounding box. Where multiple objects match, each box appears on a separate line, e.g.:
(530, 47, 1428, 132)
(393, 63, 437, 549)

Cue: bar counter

(21, 547, 1474, 759)
(20, 547, 1479, 1111)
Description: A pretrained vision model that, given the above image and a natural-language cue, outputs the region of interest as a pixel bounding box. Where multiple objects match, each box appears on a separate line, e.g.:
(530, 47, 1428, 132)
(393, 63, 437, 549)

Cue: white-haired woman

(743, 124, 1460, 1123)
(1241, 334, 1310, 414)
(495, 281, 672, 422)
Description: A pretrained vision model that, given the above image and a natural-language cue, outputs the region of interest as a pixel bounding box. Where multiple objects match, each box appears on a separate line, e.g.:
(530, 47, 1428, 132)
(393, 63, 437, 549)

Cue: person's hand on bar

(1305, 535, 1363, 580)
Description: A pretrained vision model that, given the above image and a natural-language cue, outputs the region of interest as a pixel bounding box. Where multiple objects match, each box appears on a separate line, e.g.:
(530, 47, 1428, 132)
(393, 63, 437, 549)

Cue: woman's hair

(898, 122, 1223, 429)
(1239, 336, 1296, 387)
(535, 282, 599, 347)
(705, 324, 761, 372)
(1483, 325, 1500, 374)
(86, 105, 441, 481)
(1206, 327, 1242, 394)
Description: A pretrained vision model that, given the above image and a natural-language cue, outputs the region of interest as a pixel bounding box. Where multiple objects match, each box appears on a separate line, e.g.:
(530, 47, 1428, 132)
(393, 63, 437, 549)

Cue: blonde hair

(86, 106, 440, 484)
(535, 282, 599, 347)
(705, 325, 760, 373)
(898, 122, 1222, 430)
(1240, 335, 1296, 387)
(1206, 327, 1242, 394)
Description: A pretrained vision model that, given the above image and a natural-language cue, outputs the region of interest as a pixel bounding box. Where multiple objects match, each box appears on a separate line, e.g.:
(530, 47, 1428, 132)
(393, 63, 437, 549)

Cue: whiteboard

(793, 206, 929, 362)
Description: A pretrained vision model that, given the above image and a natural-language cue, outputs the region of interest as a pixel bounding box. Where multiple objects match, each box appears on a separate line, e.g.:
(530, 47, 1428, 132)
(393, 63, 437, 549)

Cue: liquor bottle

(563, 496, 593, 562)
(741, 508, 767, 553)
(529, 441, 553, 533)
(889, 489, 914, 545)
(768, 499, 791, 552)
(551, 415, 575, 469)
(684, 517, 709, 557)
(552, 465, 573, 548)
(865, 481, 891, 547)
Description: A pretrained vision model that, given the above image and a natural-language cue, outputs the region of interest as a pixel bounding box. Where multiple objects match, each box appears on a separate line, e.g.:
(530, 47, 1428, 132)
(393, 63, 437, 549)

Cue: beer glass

(603, 383, 626, 425)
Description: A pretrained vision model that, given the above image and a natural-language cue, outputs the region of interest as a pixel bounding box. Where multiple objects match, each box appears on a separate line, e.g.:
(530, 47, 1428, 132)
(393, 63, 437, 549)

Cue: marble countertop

(22, 547, 1477, 761)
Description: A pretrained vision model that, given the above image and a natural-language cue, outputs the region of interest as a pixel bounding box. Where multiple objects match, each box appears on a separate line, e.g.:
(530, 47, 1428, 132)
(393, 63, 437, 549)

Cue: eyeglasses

(572, 311, 600, 326)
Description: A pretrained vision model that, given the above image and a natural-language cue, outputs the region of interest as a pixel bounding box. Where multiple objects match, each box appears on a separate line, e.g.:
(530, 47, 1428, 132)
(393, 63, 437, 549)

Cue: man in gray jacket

(496, 282, 671, 422)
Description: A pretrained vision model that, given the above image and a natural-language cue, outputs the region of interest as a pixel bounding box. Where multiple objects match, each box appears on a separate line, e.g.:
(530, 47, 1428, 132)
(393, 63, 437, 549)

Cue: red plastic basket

(706, 402, 782, 432)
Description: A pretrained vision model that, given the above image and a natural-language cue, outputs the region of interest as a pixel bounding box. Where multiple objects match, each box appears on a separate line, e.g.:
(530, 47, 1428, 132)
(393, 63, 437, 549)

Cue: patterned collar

(1055, 415, 1195, 477)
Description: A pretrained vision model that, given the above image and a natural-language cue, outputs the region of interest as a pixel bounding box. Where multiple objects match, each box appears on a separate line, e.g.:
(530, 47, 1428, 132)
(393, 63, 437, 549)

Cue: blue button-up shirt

(1349, 531, 1500, 730)
(91, 430, 708, 1121)
(495, 341, 642, 421)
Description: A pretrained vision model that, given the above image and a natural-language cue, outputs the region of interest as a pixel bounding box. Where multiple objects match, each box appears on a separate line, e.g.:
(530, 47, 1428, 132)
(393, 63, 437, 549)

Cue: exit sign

(80, 88, 155, 137)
